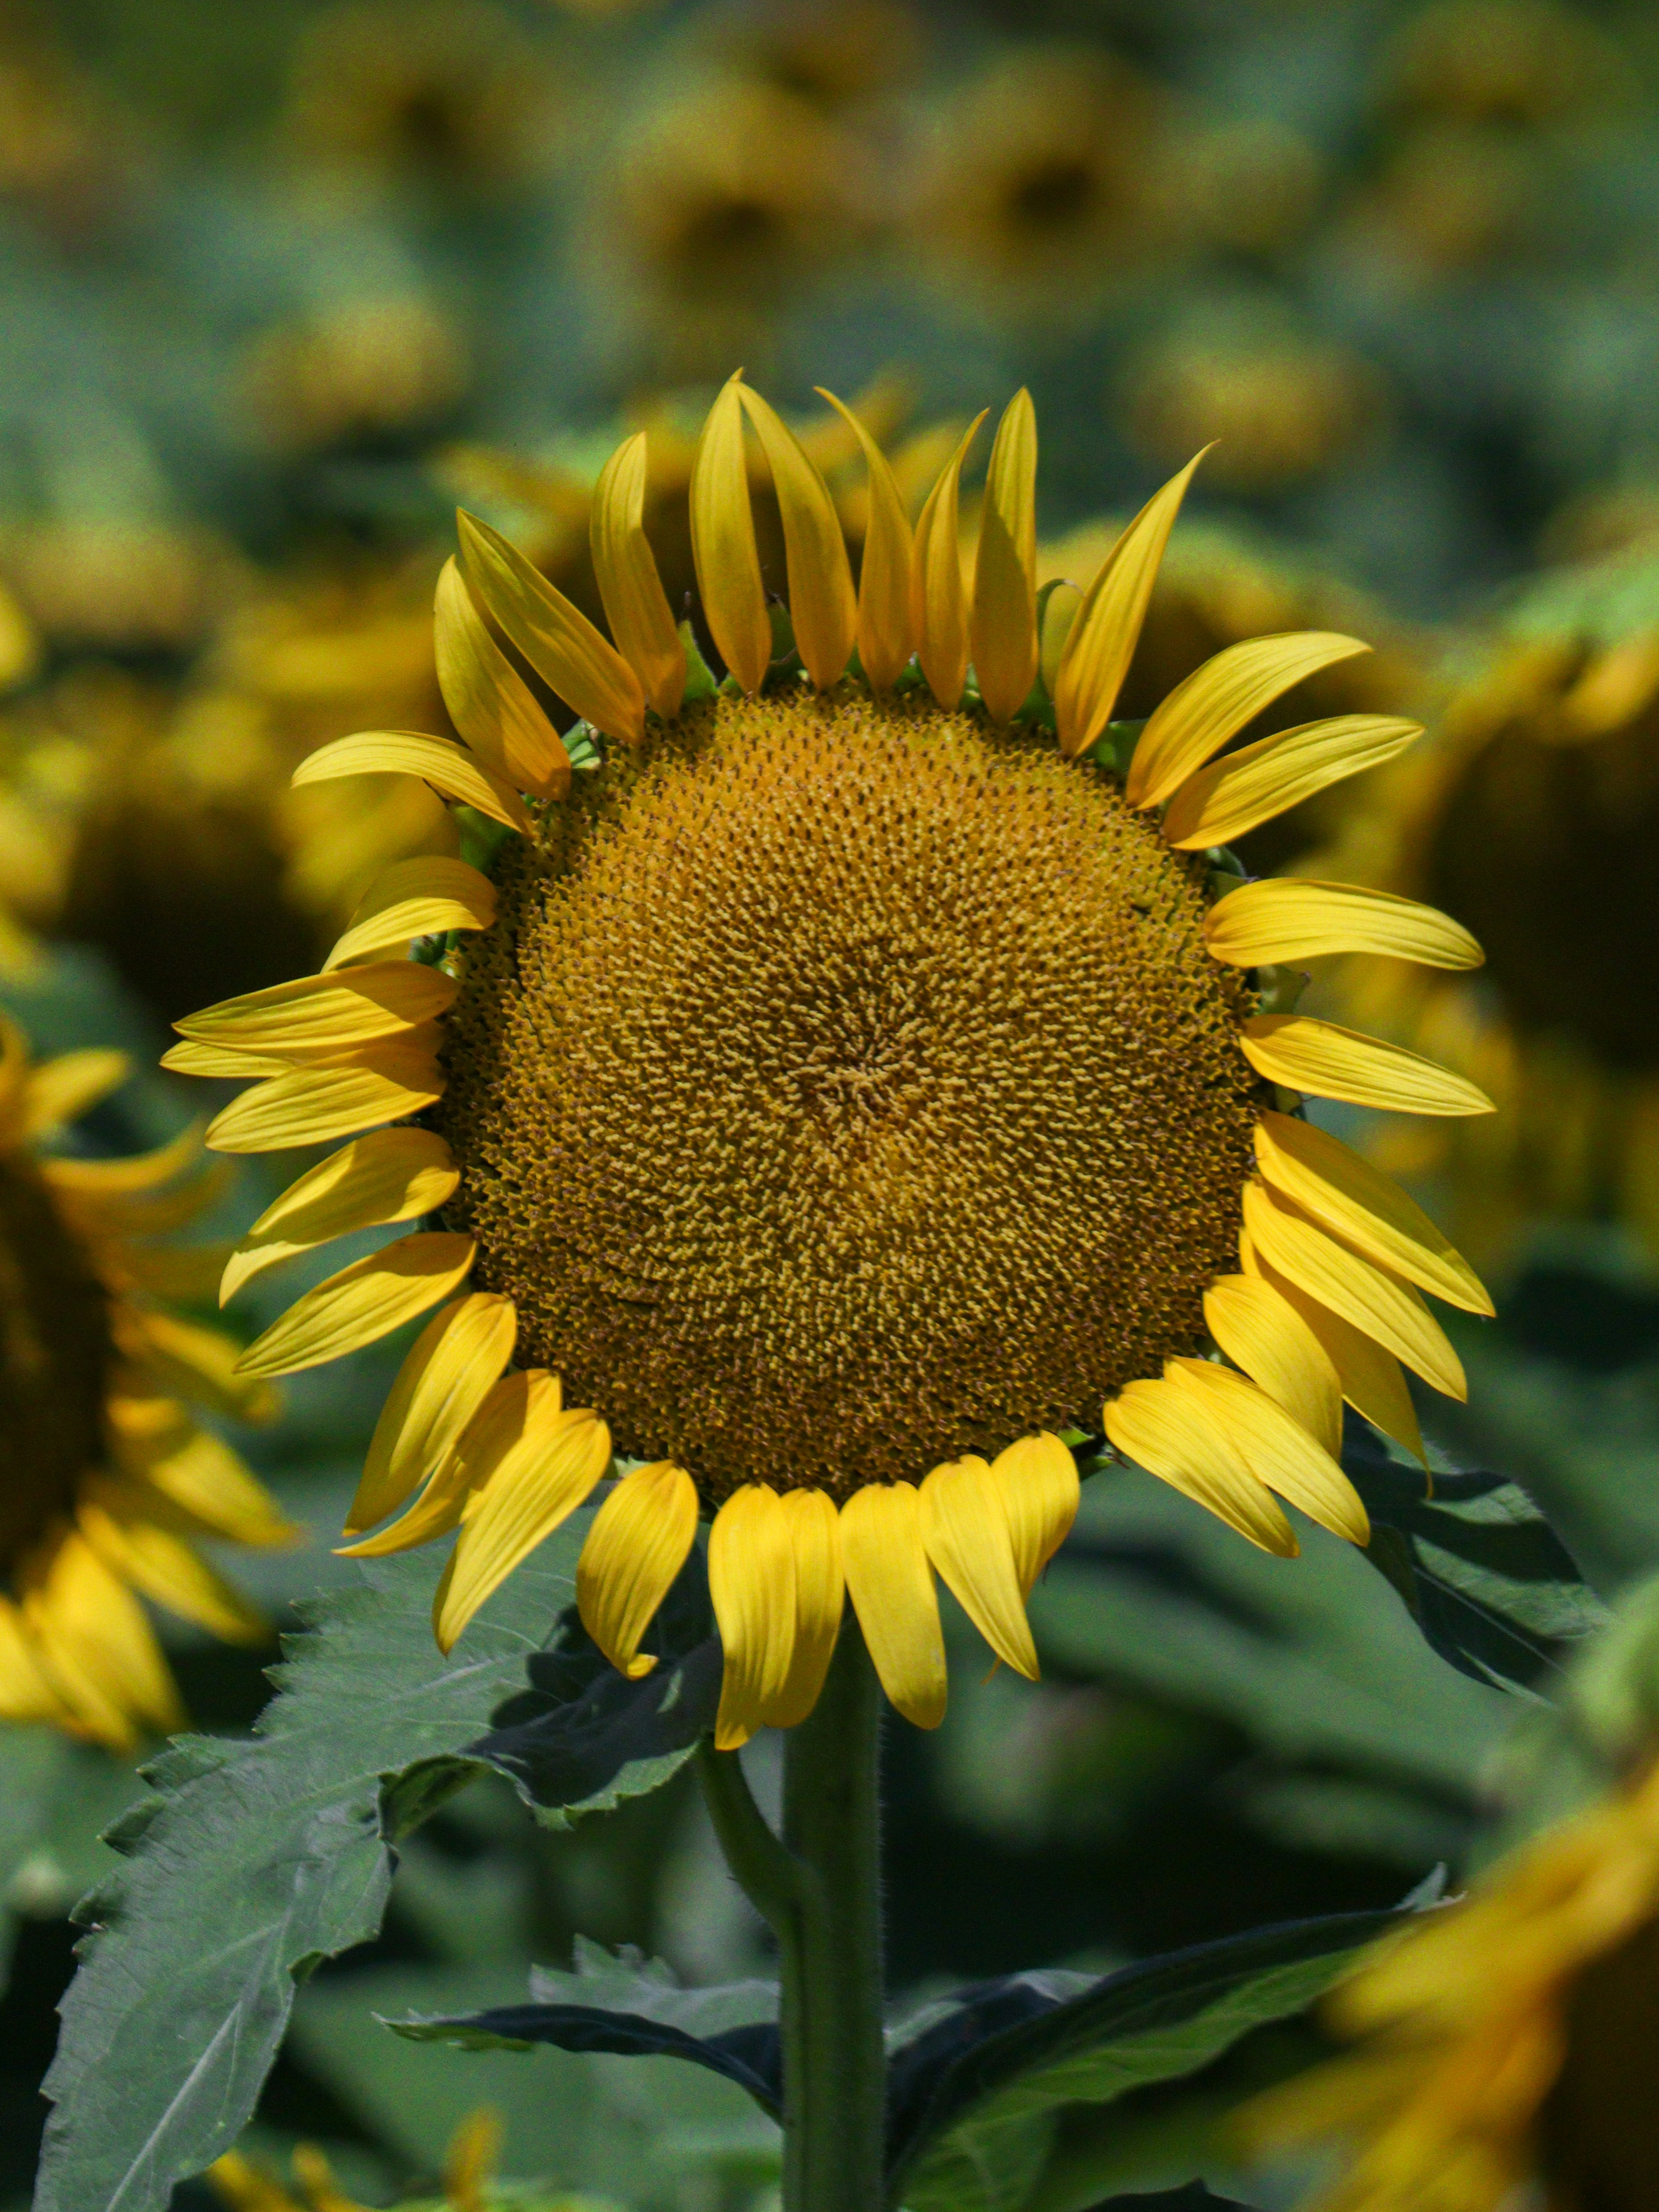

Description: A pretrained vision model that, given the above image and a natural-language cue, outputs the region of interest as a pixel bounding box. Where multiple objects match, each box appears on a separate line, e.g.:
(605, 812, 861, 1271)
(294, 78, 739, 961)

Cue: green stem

(696, 1618, 887, 2212)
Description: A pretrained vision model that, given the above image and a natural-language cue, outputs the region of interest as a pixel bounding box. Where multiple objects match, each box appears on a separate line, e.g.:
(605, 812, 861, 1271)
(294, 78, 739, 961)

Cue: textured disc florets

(437, 690, 1263, 1503)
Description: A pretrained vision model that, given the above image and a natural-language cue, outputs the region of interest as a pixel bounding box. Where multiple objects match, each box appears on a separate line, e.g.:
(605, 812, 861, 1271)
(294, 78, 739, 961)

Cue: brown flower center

(437, 691, 1262, 1503)
(0, 1149, 113, 1580)
(1541, 1909, 1659, 2212)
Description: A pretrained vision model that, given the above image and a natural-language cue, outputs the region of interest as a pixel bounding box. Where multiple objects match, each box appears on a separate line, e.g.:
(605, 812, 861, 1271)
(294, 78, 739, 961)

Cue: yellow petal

(920, 1456, 1038, 1678)
(0, 1599, 68, 1727)
(690, 373, 772, 697)
(433, 557, 573, 796)
(160, 1039, 289, 1079)
(116, 1306, 279, 1423)
(444, 2110, 503, 2212)
(24, 1049, 129, 1138)
(1039, 581, 1083, 697)
(112, 1244, 230, 1303)
(737, 384, 856, 693)
(78, 1500, 267, 1643)
(839, 1481, 946, 1730)
(994, 1433, 1080, 1598)
(576, 1461, 699, 1680)
(909, 412, 987, 710)
(764, 1487, 845, 1731)
(25, 1531, 184, 1745)
(1163, 1358, 1369, 1544)
(1103, 1377, 1298, 1556)
(969, 388, 1039, 723)
(1205, 880, 1483, 971)
(1241, 1230, 1426, 1465)
(1241, 1180, 1466, 1401)
(708, 1484, 798, 1750)
(457, 510, 645, 748)
(42, 1118, 201, 1196)
(112, 1411, 297, 1547)
(206, 1049, 444, 1154)
(1162, 714, 1421, 849)
(591, 433, 686, 721)
(221, 1128, 459, 1305)
(815, 387, 914, 689)
(1240, 1016, 1495, 1118)
(1254, 1111, 1493, 1316)
(1053, 450, 1210, 761)
(336, 1446, 479, 1558)
(175, 963, 456, 1063)
(292, 730, 533, 836)
(1124, 632, 1370, 808)
(235, 1230, 476, 1379)
(1203, 1273, 1343, 1459)
(347, 1291, 518, 1532)
(323, 856, 498, 971)
(436, 1389, 611, 1650)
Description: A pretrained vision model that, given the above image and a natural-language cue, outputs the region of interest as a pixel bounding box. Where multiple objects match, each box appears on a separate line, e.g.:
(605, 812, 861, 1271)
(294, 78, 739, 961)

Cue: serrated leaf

(1343, 1419, 1608, 1693)
(391, 1941, 782, 2116)
(888, 1909, 1397, 2212)
(36, 1513, 709, 2212)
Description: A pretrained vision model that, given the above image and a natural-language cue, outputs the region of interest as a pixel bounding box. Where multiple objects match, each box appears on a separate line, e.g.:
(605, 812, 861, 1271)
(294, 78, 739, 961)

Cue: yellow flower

(1314, 545, 1659, 1267)
(0, 1021, 292, 1749)
(173, 375, 1490, 1751)
(1239, 1757, 1659, 2212)
(207, 2109, 588, 2212)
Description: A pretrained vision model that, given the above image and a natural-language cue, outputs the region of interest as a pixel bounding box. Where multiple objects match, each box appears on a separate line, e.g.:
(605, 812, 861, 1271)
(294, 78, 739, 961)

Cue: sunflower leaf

(1341, 1419, 1609, 1693)
(35, 1513, 709, 2212)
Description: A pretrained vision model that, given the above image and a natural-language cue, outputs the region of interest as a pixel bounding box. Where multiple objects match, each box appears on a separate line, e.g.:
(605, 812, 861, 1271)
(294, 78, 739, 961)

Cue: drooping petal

(234, 1231, 477, 1379)
(1204, 1273, 1343, 1459)
(206, 1049, 445, 1154)
(78, 1498, 267, 1643)
(1205, 880, 1484, 971)
(323, 856, 498, 971)
(433, 559, 572, 796)
(1254, 1112, 1494, 1316)
(109, 1405, 297, 1547)
(995, 1433, 1080, 1598)
(457, 510, 645, 748)
(590, 433, 686, 720)
(41, 1119, 201, 1196)
(709, 1484, 798, 1750)
(1242, 1180, 1467, 1401)
(23, 1049, 129, 1138)
(1161, 714, 1421, 849)
(839, 1481, 947, 1729)
(1241, 1230, 1426, 1465)
(346, 1290, 518, 1532)
(24, 1532, 184, 1746)
(435, 1386, 611, 1650)
(576, 1461, 699, 1680)
(909, 413, 987, 711)
(292, 730, 533, 835)
(175, 963, 456, 1062)
(221, 1128, 459, 1305)
(1163, 1358, 1369, 1543)
(1103, 1377, 1298, 1556)
(1239, 1016, 1495, 1119)
(737, 385, 856, 693)
(1123, 632, 1370, 809)
(920, 1455, 1038, 1678)
(816, 387, 914, 689)
(116, 1307, 279, 1424)
(1052, 451, 1210, 761)
(764, 1487, 845, 1730)
(690, 374, 771, 697)
(969, 388, 1039, 724)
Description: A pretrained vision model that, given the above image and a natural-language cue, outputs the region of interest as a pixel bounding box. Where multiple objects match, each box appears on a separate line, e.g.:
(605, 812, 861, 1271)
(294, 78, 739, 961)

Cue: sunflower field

(7, 4, 1659, 2210)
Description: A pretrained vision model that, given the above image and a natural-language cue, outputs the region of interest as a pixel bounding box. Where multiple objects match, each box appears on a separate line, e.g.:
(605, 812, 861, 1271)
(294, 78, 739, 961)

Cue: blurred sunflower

(1240, 1754, 1659, 2211)
(173, 378, 1489, 1749)
(0, 1020, 289, 1749)
(210, 2110, 541, 2212)
(1317, 546, 1659, 1266)
(1038, 513, 1430, 876)
(702, 0, 925, 111)
(914, 47, 1174, 319)
(239, 294, 470, 456)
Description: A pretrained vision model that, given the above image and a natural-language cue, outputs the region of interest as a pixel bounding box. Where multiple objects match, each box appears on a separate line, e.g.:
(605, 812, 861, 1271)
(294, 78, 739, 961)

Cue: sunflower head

(175, 374, 1490, 1752)
(0, 1020, 293, 1750)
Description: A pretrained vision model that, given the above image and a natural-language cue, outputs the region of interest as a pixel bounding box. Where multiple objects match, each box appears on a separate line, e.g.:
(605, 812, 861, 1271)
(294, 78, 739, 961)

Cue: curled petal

(234, 1232, 477, 1379)
(1125, 632, 1369, 810)
(434, 559, 572, 796)
(816, 388, 914, 689)
(346, 1290, 518, 1533)
(709, 1484, 798, 1750)
(970, 388, 1039, 723)
(909, 413, 986, 710)
(1103, 1378, 1297, 1557)
(577, 1462, 700, 1680)
(457, 511, 644, 748)
(840, 1481, 946, 1729)
(921, 1455, 1037, 1678)
(690, 374, 771, 697)
(737, 384, 856, 693)
(591, 433, 686, 721)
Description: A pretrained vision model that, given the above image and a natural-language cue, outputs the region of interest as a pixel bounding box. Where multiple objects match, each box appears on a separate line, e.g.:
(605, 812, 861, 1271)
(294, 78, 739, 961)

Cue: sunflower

(1239, 1755, 1659, 2212)
(171, 377, 1490, 1750)
(0, 1020, 291, 1749)
(209, 2110, 527, 2212)
(1316, 545, 1659, 1265)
